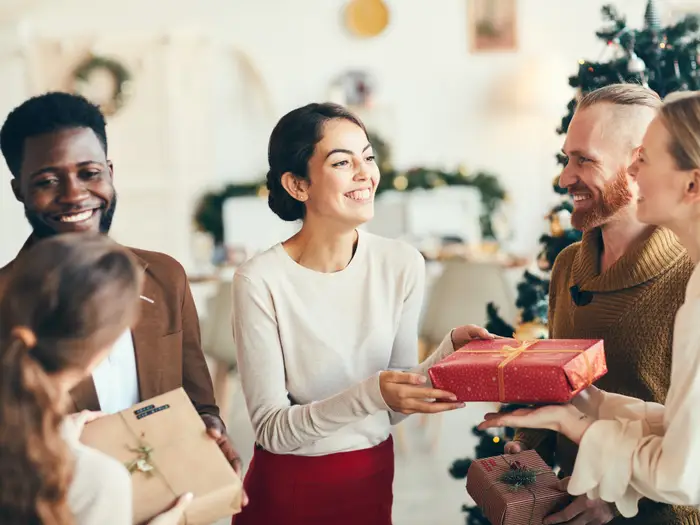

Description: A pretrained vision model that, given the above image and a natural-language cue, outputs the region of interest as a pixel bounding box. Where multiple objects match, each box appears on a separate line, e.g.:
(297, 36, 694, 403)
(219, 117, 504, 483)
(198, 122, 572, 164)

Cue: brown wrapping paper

(80, 388, 242, 525)
(466, 450, 571, 525)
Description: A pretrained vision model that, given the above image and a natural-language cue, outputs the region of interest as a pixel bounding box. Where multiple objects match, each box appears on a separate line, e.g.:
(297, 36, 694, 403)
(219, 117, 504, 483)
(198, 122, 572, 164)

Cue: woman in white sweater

(478, 91, 700, 518)
(231, 102, 491, 525)
(0, 233, 190, 525)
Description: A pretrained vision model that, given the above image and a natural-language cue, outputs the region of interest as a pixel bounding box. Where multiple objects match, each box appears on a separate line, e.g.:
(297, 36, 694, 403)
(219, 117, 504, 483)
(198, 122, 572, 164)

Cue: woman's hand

(450, 325, 496, 350)
(379, 371, 465, 414)
(148, 493, 193, 525)
(477, 404, 593, 445)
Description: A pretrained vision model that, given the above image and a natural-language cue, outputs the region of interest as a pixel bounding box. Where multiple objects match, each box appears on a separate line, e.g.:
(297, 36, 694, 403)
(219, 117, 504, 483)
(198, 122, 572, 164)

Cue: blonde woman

(479, 91, 700, 518)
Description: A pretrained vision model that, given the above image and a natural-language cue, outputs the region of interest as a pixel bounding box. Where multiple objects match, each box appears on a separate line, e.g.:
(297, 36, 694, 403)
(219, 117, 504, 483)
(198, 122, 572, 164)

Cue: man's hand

(544, 478, 618, 525)
(200, 414, 249, 507)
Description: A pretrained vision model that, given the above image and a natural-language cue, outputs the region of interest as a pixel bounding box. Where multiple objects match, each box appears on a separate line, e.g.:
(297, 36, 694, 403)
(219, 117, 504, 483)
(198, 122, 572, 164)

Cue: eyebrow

(325, 143, 372, 159)
(29, 160, 106, 179)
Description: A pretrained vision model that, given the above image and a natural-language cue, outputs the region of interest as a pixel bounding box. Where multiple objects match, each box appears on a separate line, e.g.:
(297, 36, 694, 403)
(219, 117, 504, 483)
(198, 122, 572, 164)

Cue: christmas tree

(456, 3, 700, 523)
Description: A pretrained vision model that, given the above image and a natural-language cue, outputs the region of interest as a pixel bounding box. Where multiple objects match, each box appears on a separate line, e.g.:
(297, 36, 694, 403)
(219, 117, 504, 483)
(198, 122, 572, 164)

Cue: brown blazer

(0, 237, 220, 419)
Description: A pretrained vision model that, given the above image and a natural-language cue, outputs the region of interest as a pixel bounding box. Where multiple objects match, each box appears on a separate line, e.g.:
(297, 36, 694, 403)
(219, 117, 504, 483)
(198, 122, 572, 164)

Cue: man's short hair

(577, 83, 662, 112)
(0, 92, 107, 177)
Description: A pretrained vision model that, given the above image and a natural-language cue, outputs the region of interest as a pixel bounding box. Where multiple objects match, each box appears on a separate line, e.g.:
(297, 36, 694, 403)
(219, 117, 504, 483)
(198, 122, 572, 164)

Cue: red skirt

(232, 436, 394, 525)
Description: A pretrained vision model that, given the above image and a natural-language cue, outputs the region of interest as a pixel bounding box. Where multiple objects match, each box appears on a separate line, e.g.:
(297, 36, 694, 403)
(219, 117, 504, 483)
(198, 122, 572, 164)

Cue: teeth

(346, 189, 371, 201)
(58, 210, 93, 223)
(572, 194, 591, 202)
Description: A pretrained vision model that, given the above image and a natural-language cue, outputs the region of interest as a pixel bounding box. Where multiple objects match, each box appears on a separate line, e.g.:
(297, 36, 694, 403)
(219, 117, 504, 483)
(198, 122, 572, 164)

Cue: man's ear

(10, 177, 22, 203)
(107, 160, 114, 181)
(280, 172, 309, 202)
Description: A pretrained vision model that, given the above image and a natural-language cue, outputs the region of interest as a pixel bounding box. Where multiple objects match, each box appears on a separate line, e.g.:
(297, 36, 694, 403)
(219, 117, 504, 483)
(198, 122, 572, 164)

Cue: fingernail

(417, 375, 427, 384)
(183, 492, 194, 502)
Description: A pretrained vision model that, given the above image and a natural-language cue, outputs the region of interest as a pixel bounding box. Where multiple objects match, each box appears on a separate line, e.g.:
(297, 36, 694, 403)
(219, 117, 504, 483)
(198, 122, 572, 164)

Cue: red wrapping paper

(467, 450, 571, 525)
(428, 338, 606, 403)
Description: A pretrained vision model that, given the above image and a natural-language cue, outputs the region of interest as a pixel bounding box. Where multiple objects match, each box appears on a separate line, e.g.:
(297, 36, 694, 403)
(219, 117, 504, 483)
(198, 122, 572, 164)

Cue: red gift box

(467, 450, 571, 525)
(428, 338, 606, 403)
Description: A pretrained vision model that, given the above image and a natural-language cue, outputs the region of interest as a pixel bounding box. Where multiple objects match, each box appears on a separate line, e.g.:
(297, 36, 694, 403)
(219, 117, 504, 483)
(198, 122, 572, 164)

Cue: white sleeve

(232, 273, 391, 454)
(572, 387, 665, 435)
(68, 446, 133, 525)
(384, 250, 454, 426)
(568, 302, 700, 516)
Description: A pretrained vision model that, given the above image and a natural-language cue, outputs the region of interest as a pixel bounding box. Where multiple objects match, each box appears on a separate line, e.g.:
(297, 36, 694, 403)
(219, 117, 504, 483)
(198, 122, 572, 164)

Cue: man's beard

(570, 169, 633, 231)
(25, 194, 118, 239)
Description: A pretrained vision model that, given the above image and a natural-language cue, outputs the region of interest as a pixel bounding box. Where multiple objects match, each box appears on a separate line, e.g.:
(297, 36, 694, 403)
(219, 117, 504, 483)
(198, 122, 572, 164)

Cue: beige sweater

(62, 417, 132, 524)
(515, 227, 699, 525)
(232, 229, 454, 456)
(569, 260, 700, 516)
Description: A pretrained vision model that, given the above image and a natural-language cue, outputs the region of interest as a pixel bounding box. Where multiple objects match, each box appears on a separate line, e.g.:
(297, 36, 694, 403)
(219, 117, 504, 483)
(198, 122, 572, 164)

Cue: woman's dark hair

(0, 232, 143, 525)
(266, 102, 368, 221)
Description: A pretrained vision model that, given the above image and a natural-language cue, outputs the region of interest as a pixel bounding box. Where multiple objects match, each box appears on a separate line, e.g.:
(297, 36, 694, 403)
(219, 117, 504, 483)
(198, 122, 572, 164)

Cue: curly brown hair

(0, 232, 143, 524)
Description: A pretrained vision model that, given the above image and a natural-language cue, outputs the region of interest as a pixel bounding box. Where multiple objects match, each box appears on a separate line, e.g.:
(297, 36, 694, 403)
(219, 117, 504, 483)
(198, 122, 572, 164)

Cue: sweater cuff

(366, 372, 392, 413)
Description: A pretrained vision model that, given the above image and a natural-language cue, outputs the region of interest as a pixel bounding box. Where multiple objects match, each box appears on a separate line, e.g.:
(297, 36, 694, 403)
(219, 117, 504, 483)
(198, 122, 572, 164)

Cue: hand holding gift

(478, 404, 594, 445)
(379, 324, 495, 415)
(379, 371, 465, 414)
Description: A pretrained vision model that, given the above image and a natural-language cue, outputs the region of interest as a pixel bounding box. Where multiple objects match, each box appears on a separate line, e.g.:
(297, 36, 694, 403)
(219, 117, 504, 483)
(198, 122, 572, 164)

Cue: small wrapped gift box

(80, 388, 243, 525)
(428, 338, 606, 403)
(467, 450, 571, 525)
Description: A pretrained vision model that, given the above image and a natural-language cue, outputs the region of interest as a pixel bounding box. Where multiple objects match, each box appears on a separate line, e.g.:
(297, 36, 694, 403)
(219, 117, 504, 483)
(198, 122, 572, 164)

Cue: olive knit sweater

(514, 226, 699, 525)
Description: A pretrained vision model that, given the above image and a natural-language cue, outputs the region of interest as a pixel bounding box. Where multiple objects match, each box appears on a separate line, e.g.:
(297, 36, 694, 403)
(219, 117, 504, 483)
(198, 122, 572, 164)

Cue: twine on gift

(457, 335, 594, 402)
(482, 456, 550, 525)
(118, 413, 186, 523)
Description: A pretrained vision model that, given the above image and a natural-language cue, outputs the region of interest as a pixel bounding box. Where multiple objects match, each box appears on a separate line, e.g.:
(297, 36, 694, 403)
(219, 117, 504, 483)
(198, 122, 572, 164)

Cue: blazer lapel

(132, 262, 165, 401)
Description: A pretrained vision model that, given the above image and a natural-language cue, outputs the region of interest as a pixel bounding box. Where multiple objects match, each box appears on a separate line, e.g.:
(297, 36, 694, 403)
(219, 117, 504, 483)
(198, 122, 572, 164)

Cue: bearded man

(507, 84, 699, 525)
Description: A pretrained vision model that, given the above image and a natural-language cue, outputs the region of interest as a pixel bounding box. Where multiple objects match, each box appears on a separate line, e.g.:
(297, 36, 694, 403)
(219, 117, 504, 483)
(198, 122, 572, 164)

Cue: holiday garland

(194, 131, 507, 245)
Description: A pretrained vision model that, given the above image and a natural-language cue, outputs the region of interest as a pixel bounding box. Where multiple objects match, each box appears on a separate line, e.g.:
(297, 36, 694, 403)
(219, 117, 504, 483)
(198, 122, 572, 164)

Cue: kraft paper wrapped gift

(80, 388, 242, 525)
(428, 338, 607, 403)
(467, 450, 571, 525)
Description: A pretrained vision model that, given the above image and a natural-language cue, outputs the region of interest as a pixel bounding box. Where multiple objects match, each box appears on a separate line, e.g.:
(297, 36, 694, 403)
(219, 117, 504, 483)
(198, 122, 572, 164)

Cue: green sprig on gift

(499, 463, 547, 491)
(125, 444, 155, 476)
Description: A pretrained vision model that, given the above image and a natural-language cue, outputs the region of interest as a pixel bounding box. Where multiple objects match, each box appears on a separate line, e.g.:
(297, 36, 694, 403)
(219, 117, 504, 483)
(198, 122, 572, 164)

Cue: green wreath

(73, 55, 132, 116)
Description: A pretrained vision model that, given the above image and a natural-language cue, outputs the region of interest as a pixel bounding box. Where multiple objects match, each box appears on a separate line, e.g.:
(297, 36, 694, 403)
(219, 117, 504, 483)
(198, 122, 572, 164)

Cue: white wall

(0, 0, 650, 268)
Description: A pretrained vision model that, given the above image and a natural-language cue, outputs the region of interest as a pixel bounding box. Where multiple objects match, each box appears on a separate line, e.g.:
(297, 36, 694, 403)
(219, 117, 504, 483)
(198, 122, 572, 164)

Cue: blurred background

(0, 1, 697, 523)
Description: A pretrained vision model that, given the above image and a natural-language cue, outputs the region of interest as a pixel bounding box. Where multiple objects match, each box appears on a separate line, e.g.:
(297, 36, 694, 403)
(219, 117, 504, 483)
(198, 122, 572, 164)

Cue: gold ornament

(393, 174, 408, 191)
(550, 214, 564, 237)
(514, 321, 548, 341)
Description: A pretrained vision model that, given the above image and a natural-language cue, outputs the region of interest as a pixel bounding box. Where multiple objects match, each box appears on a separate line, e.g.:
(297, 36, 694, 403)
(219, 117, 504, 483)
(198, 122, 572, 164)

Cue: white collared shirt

(91, 329, 140, 414)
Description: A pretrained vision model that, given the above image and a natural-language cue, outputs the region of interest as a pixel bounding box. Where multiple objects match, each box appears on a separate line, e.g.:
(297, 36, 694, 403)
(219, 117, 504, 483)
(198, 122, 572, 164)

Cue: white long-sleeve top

(231, 230, 453, 456)
(568, 261, 700, 517)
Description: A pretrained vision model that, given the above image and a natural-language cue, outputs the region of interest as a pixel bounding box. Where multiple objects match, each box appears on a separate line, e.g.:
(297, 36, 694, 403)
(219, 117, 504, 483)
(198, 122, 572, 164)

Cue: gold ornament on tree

(514, 321, 548, 341)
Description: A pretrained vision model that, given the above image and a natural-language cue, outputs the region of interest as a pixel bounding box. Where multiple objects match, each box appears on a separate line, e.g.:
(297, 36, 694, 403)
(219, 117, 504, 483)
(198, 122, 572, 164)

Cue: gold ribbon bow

(458, 336, 593, 402)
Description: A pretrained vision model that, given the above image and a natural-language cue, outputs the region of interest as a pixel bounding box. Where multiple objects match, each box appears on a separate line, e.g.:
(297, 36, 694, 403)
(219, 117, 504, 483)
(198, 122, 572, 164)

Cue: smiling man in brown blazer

(0, 92, 243, 477)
